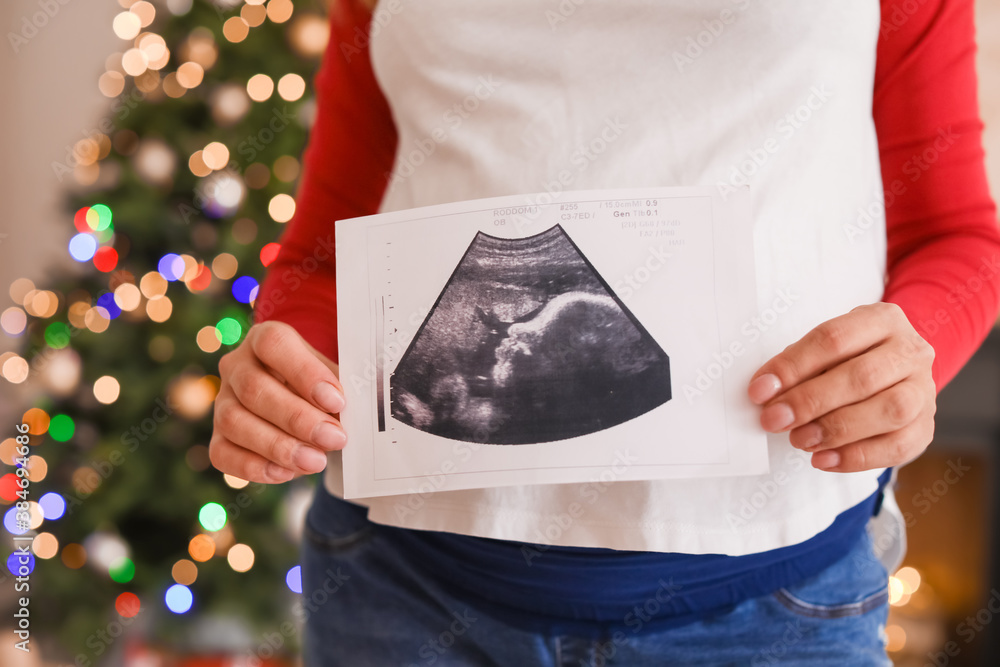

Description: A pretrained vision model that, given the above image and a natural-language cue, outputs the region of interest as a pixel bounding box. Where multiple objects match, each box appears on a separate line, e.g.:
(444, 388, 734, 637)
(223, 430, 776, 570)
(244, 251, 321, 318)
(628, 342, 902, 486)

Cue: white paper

(336, 186, 769, 499)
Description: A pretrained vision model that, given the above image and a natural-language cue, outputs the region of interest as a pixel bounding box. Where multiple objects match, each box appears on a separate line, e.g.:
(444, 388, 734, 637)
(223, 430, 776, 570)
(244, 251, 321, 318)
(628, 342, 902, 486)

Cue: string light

(286, 566, 303, 593)
(260, 242, 281, 267)
(267, 0, 294, 24)
(277, 73, 306, 101)
(61, 544, 87, 569)
(212, 253, 238, 279)
(165, 584, 193, 614)
(246, 74, 274, 102)
(23, 408, 50, 435)
(223, 16, 249, 43)
(172, 559, 198, 585)
(26, 456, 48, 482)
(196, 326, 222, 353)
(39, 492, 66, 520)
(223, 474, 249, 489)
(114, 283, 141, 311)
(116, 592, 141, 618)
(2, 355, 29, 384)
(33, 533, 59, 560)
(231, 276, 259, 304)
(176, 62, 205, 89)
(226, 544, 255, 572)
(188, 534, 215, 562)
(94, 376, 121, 404)
(109, 556, 136, 583)
(215, 317, 242, 345)
(8, 551, 35, 577)
(268, 193, 295, 222)
(0, 307, 27, 336)
(273, 156, 300, 182)
(198, 502, 227, 532)
(113, 12, 142, 40)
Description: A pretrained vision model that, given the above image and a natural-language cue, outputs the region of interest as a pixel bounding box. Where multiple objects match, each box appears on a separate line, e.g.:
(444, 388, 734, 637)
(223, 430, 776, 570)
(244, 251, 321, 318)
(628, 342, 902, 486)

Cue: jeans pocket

(302, 482, 376, 554)
(772, 529, 889, 619)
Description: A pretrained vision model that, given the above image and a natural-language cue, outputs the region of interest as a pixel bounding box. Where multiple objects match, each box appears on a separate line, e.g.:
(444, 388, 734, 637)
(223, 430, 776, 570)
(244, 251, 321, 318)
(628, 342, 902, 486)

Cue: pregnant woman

(210, 0, 1000, 664)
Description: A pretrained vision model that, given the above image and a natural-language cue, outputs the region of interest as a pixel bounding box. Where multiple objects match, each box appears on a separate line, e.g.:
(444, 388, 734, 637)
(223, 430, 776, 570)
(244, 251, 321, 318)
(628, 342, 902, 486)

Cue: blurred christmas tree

(0, 0, 332, 661)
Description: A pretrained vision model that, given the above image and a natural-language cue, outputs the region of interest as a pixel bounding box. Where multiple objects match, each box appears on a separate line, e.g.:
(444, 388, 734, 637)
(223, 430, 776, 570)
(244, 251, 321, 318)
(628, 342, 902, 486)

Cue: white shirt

(322, 0, 891, 556)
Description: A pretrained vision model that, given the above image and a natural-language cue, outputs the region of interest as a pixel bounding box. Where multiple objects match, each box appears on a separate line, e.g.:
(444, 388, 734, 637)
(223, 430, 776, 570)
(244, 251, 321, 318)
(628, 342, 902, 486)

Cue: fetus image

(390, 225, 672, 444)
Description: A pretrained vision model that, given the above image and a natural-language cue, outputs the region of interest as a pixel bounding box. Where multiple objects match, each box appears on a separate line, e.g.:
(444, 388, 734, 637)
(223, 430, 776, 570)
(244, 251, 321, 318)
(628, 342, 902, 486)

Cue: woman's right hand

(210, 321, 347, 483)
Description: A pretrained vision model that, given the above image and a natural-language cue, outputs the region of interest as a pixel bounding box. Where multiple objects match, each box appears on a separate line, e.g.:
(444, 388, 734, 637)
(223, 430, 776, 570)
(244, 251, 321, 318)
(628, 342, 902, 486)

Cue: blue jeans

(300, 483, 891, 666)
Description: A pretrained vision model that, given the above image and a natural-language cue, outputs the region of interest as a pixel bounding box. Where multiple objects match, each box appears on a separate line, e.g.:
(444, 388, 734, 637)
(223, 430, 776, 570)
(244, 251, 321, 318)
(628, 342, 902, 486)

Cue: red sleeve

(876, 0, 1000, 390)
(252, 0, 398, 363)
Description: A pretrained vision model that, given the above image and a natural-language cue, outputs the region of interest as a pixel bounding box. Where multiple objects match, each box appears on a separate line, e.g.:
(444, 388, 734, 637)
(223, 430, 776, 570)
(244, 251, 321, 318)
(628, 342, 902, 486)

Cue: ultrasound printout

(335, 186, 768, 498)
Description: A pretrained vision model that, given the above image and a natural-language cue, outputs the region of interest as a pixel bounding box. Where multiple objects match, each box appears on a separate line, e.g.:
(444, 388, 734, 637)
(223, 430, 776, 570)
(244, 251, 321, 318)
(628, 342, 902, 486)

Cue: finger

(214, 395, 329, 474)
(227, 357, 347, 451)
(249, 322, 345, 415)
(748, 303, 906, 405)
(208, 433, 298, 484)
(808, 414, 934, 473)
(759, 340, 914, 433)
(788, 379, 930, 451)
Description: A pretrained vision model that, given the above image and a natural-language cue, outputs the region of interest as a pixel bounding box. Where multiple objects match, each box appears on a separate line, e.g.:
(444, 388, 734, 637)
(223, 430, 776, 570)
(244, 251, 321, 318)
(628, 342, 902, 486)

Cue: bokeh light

(165, 584, 193, 614)
(7, 551, 35, 577)
(116, 592, 141, 618)
(223, 16, 249, 43)
(226, 543, 255, 572)
(23, 408, 50, 435)
(32, 533, 59, 559)
(94, 376, 121, 404)
(114, 283, 142, 311)
(0, 474, 20, 503)
(196, 326, 222, 353)
(0, 307, 26, 336)
(286, 565, 302, 593)
(26, 455, 47, 482)
(140, 271, 168, 298)
(109, 556, 136, 583)
(39, 492, 66, 520)
(4, 507, 28, 536)
(212, 253, 238, 279)
(246, 73, 274, 102)
(2, 355, 29, 384)
(172, 559, 198, 585)
(260, 242, 281, 267)
(146, 295, 173, 323)
(188, 534, 215, 562)
(61, 543, 87, 569)
(268, 193, 296, 222)
(215, 317, 242, 345)
(44, 322, 71, 349)
(69, 234, 98, 262)
(158, 253, 185, 281)
(277, 73, 306, 101)
(198, 502, 227, 532)
(96, 292, 123, 320)
(231, 276, 259, 304)
(94, 247, 119, 273)
(48, 414, 75, 442)
(223, 474, 248, 489)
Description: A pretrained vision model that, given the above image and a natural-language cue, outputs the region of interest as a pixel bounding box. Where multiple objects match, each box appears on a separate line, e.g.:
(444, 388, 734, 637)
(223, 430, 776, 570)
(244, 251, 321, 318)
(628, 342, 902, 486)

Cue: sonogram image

(389, 225, 671, 444)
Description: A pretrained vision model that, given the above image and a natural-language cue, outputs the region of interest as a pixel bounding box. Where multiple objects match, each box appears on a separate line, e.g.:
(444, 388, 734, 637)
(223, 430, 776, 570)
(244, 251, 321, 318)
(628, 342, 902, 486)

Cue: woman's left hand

(747, 302, 937, 472)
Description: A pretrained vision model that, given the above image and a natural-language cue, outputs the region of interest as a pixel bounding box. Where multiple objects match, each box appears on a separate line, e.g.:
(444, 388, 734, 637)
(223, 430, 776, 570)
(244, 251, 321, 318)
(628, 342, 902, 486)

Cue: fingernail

(797, 424, 823, 450)
(312, 422, 347, 450)
(812, 450, 840, 471)
(749, 374, 782, 404)
(761, 402, 794, 432)
(313, 381, 345, 414)
(267, 462, 295, 482)
(294, 445, 328, 473)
